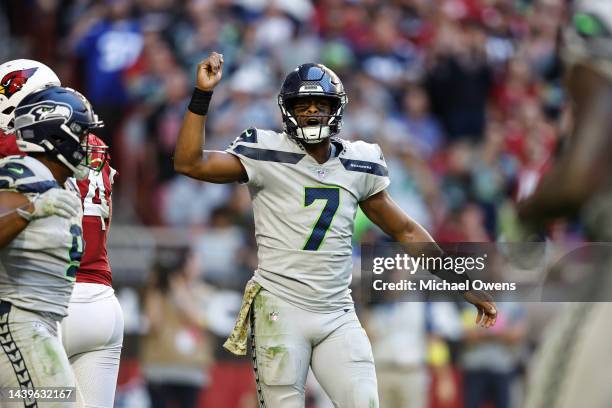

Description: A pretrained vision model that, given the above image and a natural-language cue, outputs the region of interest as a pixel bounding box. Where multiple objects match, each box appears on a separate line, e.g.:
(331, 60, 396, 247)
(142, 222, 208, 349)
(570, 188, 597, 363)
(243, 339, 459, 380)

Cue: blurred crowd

(2, 0, 569, 234)
(2, 0, 574, 407)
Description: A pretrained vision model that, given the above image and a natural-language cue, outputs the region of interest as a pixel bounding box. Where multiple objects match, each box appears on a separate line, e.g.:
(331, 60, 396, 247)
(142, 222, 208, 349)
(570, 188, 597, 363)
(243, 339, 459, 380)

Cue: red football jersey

(77, 134, 116, 286)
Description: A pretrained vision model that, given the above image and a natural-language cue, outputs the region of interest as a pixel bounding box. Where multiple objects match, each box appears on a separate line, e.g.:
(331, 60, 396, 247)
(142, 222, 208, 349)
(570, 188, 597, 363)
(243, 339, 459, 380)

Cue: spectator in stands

(69, 0, 143, 150)
(460, 302, 527, 408)
(1, 1, 572, 406)
(426, 20, 493, 141)
(141, 247, 213, 408)
(365, 301, 462, 408)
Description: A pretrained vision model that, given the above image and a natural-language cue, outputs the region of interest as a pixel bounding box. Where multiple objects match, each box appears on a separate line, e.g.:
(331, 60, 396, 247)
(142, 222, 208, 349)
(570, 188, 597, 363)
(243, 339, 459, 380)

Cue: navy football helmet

(278, 63, 348, 143)
(13, 86, 104, 178)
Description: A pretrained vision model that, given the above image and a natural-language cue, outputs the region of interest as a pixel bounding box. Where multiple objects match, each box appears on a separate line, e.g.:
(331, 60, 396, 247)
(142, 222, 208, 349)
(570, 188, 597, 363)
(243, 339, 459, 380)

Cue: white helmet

(0, 59, 61, 133)
(564, 0, 612, 81)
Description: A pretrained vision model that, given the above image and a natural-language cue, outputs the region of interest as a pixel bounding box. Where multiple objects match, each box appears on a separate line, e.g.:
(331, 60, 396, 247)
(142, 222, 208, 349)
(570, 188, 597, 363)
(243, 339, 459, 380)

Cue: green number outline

(65, 224, 83, 281)
(302, 186, 341, 251)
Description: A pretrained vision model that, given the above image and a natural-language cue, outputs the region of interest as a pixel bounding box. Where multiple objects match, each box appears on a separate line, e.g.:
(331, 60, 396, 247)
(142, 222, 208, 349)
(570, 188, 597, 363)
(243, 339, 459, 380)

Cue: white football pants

(0, 300, 77, 407)
(60, 283, 124, 408)
(250, 289, 379, 408)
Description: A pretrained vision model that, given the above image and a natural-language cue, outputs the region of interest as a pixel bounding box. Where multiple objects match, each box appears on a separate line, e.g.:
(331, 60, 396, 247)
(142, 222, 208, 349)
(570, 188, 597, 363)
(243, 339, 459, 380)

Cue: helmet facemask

(278, 63, 348, 144)
(83, 140, 109, 173)
(60, 116, 106, 180)
(279, 94, 347, 144)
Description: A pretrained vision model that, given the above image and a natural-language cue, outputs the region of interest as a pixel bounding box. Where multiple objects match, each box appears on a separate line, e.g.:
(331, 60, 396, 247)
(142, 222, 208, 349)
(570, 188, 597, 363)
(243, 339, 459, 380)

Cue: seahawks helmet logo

(30, 103, 72, 121)
(14, 101, 73, 129)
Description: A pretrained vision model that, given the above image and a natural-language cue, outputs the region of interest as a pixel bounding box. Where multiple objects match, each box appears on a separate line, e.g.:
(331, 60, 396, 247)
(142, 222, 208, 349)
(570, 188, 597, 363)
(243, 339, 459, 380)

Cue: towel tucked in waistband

(223, 279, 262, 356)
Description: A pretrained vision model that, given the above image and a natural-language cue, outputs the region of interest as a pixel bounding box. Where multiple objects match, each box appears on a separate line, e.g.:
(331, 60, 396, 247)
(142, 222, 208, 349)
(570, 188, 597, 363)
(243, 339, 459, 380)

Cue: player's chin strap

(38, 139, 90, 181)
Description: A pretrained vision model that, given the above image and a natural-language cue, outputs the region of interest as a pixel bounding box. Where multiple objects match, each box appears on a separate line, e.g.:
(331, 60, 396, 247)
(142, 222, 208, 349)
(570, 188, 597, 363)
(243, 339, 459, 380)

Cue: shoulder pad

(339, 140, 388, 176)
(229, 128, 291, 150)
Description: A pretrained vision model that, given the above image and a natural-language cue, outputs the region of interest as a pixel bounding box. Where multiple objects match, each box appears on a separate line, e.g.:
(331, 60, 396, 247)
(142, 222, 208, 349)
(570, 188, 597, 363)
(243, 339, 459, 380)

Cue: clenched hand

(196, 52, 224, 91)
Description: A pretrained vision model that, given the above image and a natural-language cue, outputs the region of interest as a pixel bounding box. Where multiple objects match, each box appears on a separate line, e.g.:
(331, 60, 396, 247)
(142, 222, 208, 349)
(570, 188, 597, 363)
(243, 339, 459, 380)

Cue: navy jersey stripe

(16, 180, 60, 193)
(233, 145, 305, 164)
(339, 158, 388, 176)
(0, 179, 59, 193)
(0, 180, 60, 194)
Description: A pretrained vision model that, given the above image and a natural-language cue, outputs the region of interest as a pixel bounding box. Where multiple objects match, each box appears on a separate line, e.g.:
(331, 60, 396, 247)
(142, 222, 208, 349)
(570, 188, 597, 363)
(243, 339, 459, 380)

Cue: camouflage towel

(223, 279, 262, 355)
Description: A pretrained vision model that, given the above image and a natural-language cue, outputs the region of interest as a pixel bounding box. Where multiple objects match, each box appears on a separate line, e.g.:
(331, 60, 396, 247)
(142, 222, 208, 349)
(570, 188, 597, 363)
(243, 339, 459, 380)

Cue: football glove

(17, 188, 81, 221)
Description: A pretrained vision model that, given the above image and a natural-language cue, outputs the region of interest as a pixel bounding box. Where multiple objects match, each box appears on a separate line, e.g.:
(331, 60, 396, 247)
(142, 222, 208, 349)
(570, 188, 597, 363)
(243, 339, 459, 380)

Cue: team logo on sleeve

(0, 68, 38, 99)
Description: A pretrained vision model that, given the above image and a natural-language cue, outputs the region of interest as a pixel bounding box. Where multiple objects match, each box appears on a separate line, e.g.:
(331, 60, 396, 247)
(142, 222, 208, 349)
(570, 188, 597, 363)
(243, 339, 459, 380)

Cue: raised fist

(196, 52, 224, 91)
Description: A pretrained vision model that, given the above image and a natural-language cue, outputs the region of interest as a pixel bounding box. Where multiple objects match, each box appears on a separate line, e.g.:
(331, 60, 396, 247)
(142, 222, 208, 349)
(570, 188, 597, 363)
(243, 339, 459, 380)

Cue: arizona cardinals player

(0, 59, 123, 407)
(0, 59, 61, 157)
(59, 133, 123, 408)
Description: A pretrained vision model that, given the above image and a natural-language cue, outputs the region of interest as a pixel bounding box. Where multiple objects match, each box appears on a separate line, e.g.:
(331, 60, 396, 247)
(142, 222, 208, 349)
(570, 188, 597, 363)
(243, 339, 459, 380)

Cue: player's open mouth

(306, 118, 321, 126)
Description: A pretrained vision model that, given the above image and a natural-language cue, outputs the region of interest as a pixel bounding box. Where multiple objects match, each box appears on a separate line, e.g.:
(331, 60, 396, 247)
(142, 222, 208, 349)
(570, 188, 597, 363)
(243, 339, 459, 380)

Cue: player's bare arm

(360, 190, 497, 328)
(174, 52, 247, 183)
(0, 188, 80, 248)
(519, 66, 612, 227)
(0, 191, 32, 247)
(360, 190, 436, 244)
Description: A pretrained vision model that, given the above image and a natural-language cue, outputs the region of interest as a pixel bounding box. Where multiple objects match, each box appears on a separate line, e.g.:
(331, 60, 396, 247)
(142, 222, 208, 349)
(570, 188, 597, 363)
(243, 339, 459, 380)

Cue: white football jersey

(227, 129, 390, 312)
(0, 155, 83, 317)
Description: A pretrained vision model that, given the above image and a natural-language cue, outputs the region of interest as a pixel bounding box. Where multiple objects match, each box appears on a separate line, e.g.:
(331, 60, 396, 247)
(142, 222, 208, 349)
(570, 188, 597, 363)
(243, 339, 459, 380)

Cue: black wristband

(188, 88, 213, 116)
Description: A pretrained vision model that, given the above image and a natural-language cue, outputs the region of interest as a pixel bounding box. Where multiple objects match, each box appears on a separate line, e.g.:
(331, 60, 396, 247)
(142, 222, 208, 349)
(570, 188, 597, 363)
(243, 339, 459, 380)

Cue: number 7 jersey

(226, 128, 390, 312)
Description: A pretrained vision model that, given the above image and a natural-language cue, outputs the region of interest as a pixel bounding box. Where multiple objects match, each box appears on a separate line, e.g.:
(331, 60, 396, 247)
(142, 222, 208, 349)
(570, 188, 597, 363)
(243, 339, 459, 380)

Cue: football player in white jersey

(174, 52, 497, 407)
(0, 85, 103, 406)
(519, 1, 612, 407)
(0, 58, 124, 408)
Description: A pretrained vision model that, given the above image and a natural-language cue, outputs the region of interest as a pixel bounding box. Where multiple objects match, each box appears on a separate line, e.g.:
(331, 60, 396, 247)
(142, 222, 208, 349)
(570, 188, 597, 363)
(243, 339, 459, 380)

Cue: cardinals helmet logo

(0, 68, 38, 99)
